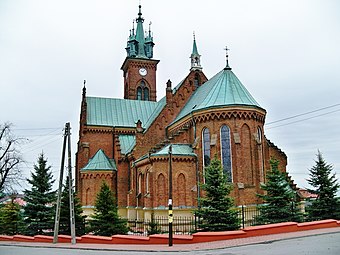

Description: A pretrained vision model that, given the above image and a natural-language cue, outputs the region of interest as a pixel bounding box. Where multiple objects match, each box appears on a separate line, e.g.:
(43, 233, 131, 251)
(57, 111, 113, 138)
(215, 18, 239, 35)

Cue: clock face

(139, 68, 147, 76)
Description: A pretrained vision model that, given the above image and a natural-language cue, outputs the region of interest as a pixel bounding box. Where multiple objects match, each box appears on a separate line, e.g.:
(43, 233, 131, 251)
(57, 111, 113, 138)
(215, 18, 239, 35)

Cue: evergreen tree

(0, 196, 24, 235)
(306, 151, 340, 220)
(255, 158, 303, 225)
(88, 181, 128, 236)
(23, 153, 56, 235)
(59, 176, 86, 236)
(196, 157, 240, 231)
(147, 213, 161, 235)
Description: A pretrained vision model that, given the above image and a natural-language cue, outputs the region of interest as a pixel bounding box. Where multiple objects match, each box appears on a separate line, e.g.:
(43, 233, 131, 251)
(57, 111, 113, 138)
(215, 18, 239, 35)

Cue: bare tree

(0, 122, 23, 193)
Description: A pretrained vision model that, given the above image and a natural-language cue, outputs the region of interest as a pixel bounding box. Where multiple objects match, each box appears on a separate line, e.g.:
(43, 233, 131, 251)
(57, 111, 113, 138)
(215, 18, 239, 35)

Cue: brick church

(76, 5, 288, 219)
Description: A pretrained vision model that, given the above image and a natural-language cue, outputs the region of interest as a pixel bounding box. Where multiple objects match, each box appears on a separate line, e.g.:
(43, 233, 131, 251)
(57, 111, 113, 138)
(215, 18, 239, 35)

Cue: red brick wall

(122, 59, 158, 101)
(166, 107, 286, 206)
(80, 171, 114, 206)
(132, 158, 198, 209)
(133, 70, 207, 159)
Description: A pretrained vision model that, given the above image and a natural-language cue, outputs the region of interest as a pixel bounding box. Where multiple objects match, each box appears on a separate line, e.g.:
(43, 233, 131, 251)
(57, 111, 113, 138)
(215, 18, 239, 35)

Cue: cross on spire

(224, 46, 231, 70)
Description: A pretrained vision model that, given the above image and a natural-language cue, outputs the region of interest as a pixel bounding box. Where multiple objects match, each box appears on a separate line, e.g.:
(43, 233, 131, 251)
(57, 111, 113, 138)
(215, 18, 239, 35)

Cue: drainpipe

(191, 112, 200, 209)
(112, 126, 118, 206)
(127, 157, 131, 191)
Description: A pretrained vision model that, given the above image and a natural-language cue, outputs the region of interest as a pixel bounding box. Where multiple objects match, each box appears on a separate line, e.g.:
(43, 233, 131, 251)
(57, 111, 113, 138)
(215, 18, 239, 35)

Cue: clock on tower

(121, 5, 159, 101)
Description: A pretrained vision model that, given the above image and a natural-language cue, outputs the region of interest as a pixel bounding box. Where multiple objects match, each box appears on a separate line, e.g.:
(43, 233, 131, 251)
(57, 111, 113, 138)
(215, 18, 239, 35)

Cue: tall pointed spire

(135, 4, 146, 57)
(190, 32, 202, 71)
(125, 4, 154, 59)
(192, 33, 199, 55)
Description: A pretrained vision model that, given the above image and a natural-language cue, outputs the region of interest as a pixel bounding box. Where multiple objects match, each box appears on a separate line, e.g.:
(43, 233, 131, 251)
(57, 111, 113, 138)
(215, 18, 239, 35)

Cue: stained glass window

(136, 87, 142, 100)
(258, 126, 264, 182)
(202, 128, 211, 167)
(143, 87, 149, 100)
(220, 125, 232, 182)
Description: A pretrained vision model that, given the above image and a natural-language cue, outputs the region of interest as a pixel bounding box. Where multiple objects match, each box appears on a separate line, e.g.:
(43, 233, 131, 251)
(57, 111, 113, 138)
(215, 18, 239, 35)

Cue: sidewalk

(1, 227, 339, 252)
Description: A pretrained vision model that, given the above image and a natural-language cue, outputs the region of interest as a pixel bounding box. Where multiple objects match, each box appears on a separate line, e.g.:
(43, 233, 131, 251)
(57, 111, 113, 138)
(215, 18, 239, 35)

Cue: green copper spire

(135, 5, 146, 57)
(190, 32, 202, 71)
(125, 4, 154, 59)
(192, 33, 199, 55)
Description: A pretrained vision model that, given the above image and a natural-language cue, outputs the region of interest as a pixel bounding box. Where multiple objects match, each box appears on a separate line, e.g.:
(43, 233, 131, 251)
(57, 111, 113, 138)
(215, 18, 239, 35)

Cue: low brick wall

(1, 219, 339, 245)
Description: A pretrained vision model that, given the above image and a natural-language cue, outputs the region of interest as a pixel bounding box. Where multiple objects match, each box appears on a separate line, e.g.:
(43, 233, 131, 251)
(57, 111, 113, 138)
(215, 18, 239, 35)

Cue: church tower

(190, 33, 202, 71)
(121, 5, 159, 101)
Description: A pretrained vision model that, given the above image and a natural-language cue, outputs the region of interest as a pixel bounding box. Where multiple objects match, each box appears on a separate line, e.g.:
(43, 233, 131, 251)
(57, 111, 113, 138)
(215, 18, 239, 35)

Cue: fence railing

(126, 205, 260, 236)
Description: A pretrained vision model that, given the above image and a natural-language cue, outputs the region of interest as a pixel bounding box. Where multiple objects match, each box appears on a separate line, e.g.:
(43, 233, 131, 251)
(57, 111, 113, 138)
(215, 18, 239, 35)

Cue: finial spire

(224, 46, 232, 70)
(82, 80, 87, 99)
(132, 20, 135, 34)
(190, 32, 202, 71)
(138, 3, 142, 19)
(148, 21, 152, 36)
(192, 31, 198, 55)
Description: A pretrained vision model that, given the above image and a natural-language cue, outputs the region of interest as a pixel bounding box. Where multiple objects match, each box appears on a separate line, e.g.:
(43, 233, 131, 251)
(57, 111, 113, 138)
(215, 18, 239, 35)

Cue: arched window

(220, 125, 232, 182)
(177, 173, 186, 207)
(194, 73, 200, 88)
(143, 87, 149, 100)
(136, 87, 142, 100)
(146, 172, 150, 193)
(257, 126, 262, 143)
(241, 124, 253, 184)
(202, 128, 211, 181)
(138, 173, 142, 194)
(157, 173, 166, 206)
(136, 80, 150, 101)
(85, 188, 90, 205)
(257, 127, 264, 182)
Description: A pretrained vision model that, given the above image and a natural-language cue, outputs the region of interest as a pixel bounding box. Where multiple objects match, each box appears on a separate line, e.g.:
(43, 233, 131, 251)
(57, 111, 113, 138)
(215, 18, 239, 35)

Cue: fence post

(242, 205, 245, 229)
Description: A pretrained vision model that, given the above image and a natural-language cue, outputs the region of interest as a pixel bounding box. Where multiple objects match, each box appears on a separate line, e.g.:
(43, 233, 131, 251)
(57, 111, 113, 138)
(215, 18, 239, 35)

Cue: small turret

(125, 5, 154, 59)
(190, 33, 202, 71)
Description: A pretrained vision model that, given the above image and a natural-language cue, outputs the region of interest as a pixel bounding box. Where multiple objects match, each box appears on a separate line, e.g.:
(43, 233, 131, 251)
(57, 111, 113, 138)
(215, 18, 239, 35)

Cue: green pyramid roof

(81, 149, 117, 171)
(192, 38, 199, 55)
(172, 68, 263, 125)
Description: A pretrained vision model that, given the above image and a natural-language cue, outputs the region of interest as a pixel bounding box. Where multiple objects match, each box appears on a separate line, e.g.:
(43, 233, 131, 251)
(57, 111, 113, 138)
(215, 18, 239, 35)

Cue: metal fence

(127, 216, 197, 236)
(126, 205, 261, 236)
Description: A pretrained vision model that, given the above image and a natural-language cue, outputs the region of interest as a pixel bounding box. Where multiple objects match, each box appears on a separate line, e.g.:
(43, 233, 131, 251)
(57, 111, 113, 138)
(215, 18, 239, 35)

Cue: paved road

(1, 232, 339, 255)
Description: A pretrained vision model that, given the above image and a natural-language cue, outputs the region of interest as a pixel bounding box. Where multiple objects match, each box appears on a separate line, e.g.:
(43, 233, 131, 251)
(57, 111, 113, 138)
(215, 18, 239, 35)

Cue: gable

(81, 149, 117, 171)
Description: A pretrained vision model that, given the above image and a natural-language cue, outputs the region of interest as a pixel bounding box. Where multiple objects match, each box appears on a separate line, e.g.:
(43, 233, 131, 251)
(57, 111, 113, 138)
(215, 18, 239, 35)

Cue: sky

(1, 0, 340, 194)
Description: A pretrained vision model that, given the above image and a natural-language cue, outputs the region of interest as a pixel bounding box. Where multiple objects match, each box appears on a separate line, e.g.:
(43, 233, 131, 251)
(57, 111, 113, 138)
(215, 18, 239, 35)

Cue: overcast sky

(1, 0, 339, 194)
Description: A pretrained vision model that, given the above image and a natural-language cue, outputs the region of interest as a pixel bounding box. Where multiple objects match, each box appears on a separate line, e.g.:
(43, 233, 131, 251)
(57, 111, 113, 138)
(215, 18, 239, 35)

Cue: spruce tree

(147, 213, 161, 235)
(0, 197, 24, 235)
(88, 181, 128, 236)
(23, 153, 56, 235)
(196, 157, 240, 231)
(306, 151, 340, 220)
(59, 176, 86, 236)
(255, 158, 303, 225)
